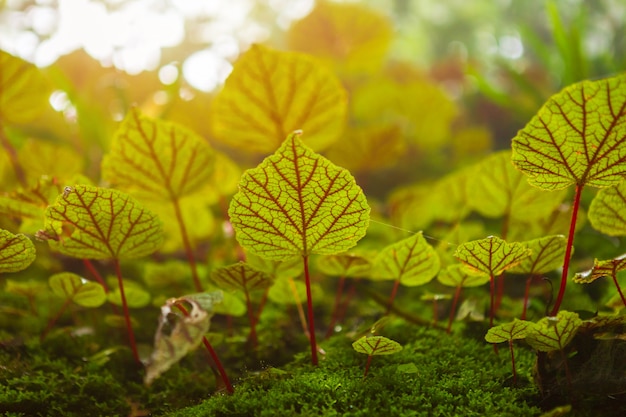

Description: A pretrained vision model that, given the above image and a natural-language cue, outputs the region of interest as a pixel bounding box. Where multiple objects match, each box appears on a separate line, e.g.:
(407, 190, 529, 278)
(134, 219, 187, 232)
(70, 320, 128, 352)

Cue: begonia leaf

(512, 74, 626, 191)
(18, 139, 84, 183)
(49, 272, 106, 308)
(211, 262, 273, 293)
(485, 319, 533, 344)
(373, 232, 440, 286)
(0, 229, 36, 273)
(508, 235, 568, 274)
(228, 132, 370, 261)
(588, 180, 626, 236)
(526, 310, 582, 352)
(437, 264, 489, 288)
(38, 185, 163, 260)
(317, 251, 373, 277)
(573, 254, 626, 284)
(102, 108, 215, 201)
(107, 278, 151, 308)
(211, 44, 347, 153)
(245, 252, 303, 280)
(352, 335, 402, 356)
(454, 236, 531, 276)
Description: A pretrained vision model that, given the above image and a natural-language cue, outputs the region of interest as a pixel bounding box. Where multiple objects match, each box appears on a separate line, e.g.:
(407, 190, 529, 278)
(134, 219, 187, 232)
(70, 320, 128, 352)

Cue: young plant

(437, 264, 489, 333)
(485, 319, 532, 384)
(352, 335, 402, 378)
(574, 255, 626, 308)
(588, 178, 626, 236)
(454, 236, 531, 327)
(228, 131, 370, 365)
(512, 73, 626, 316)
(0, 228, 36, 274)
(37, 185, 164, 363)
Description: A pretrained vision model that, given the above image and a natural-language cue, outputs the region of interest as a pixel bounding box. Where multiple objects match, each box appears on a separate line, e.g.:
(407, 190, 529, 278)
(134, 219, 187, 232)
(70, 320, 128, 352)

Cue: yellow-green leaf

(526, 310, 582, 352)
(0, 229, 35, 273)
(437, 264, 489, 288)
(485, 319, 533, 344)
(245, 252, 303, 280)
(454, 236, 531, 276)
(588, 179, 626, 236)
(107, 279, 151, 308)
(49, 272, 106, 308)
(228, 132, 370, 261)
(211, 262, 273, 293)
(38, 185, 163, 260)
(352, 335, 402, 356)
(508, 235, 568, 274)
(373, 232, 440, 286)
(18, 139, 85, 184)
(0, 176, 62, 233)
(317, 251, 373, 278)
(512, 74, 626, 191)
(211, 44, 347, 153)
(573, 254, 626, 284)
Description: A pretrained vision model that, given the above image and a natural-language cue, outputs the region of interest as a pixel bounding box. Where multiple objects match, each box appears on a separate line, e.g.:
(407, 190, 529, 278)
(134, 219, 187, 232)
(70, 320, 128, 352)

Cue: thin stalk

(325, 275, 346, 339)
(363, 354, 373, 378)
(40, 298, 72, 341)
(611, 273, 626, 308)
(171, 198, 203, 292)
(288, 277, 310, 337)
(83, 259, 108, 292)
(252, 287, 270, 328)
(550, 184, 583, 316)
(243, 289, 257, 347)
(303, 256, 318, 365)
(508, 340, 518, 385)
(336, 279, 359, 326)
(114, 259, 140, 364)
(489, 274, 496, 328)
(385, 279, 401, 315)
(446, 285, 463, 333)
(522, 276, 533, 320)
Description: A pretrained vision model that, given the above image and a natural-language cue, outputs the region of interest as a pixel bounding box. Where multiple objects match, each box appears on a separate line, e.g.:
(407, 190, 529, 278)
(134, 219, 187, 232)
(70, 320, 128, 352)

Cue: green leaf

(316, 251, 373, 277)
(49, 272, 106, 308)
(228, 131, 370, 261)
(352, 335, 402, 356)
(508, 235, 568, 274)
(102, 108, 215, 201)
(38, 185, 164, 260)
(0, 229, 35, 273)
(453, 236, 531, 276)
(0, 176, 62, 233)
(588, 180, 626, 236)
(107, 279, 151, 308)
(245, 252, 303, 280)
(437, 264, 489, 288)
(526, 311, 582, 352)
(373, 232, 440, 286)
(573, 254, 626, 284)
(485, 319, 533, 344)
(211, 44, 347, 153)
(211, 262, 273, 293)
(512, 74, 626, 191)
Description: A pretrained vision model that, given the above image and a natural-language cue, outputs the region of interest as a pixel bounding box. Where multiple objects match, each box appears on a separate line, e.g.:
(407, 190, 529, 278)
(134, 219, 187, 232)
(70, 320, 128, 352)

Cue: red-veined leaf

(0, 229, 36, 273)
(526, 311, 582, 352)
(454, 236, 531, 276)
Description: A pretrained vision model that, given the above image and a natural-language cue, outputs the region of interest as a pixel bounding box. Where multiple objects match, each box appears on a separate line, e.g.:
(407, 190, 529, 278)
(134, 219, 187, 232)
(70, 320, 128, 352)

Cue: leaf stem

(303, 255, 318, 366)
(611, 273, 626, 308)
(325, 275, 346, 339)
(508, 340, 517, 385)
(40, 298, 72, 341)
(243, 289, 258, 347)
(550, 184, 582, 316)
(385, 279, 401, 315)
(489, 274, 496, 328)
(446, 285, 463, 333)
(171, 197, 203, 292)
(363, 354, 373, 378)
(114, 259, 140, 364)
(83, 259, 109, 292)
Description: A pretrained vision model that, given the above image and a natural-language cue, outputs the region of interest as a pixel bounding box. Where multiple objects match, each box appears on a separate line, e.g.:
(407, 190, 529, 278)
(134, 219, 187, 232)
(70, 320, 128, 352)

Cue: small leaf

(526, 311, 582, 352)
(317, 251, 373, 277)
(512, 74, 626, 191)
(373, 232, 440, 286)
(0, 229, 35, 273)
(211, 262, 273, 293)
(508, 235, 568, 274)
(49, 272, 106, 308)
(573, 254, 626, 284)
(437, 264, 489, 288)
(0, 176, 62, 233)
(352, 335, 402, 356)
(38, 185, 164, 260)
(588, 180, 626, 236)
(107, 279, 151, 308)
(211, 44, 347, 153)
(454, 236, 531, 276)
(245, 252, 303, 280)
(228, 132, 370, 261)
(18, 139, 85, 183)
(485, 319, 533, 344)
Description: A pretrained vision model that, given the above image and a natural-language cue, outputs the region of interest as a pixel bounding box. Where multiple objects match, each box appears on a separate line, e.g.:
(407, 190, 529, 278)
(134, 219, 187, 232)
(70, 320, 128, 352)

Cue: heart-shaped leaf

(107, 279, 151, 308)
(245, 252, 303, 280)
(437, 264, 489, 288)
(373, 232, 440, 286)
(352, 335, 402, 356)
(485, 319, 533, 344)
(573, 254, 626, 284)
(0, 229, 36, 273)
(588, 179, 626, 236)
(317, 251, 373, 277)
(508, 235, 568, 274)
(211, 44, 347, 153)
(454, 236, 531, 276)
(228, 131, 370, 261)
(211, 262, 273, 293)
(526, 310, 582, 352)
(38, 185, 164, 260)
(512, 74, 626, 191)
(49, 272, 106, 308)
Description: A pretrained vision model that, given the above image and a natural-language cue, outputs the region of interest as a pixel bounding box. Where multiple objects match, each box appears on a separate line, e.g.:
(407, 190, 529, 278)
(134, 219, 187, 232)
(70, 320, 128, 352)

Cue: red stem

(550, 184, 583, 316)
(325, 275, 346, 339)
(40, 298, 72, 341)
(303, 256, 318, 366)
(508, 340, 517, 385)
(611, 273, 626, 308)
(244, 289, 257, 347)
(385, 280, 401, 315)
(252, 287, 270, 328)
(489, 274, 495, 328)
(336, 279, 359, 325)
(446, 286, 463, 334)
(495, 273, 505, 311)
(171, 198, 203, 292)
(364, 354, 373, 378)
(114, 259, 140, 364)
(522, 275, 533, 320)
(83, 259, 109, 292)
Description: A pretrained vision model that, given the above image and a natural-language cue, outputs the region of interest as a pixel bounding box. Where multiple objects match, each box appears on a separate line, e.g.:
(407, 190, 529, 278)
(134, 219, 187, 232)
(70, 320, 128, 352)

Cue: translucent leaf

(316, 251, 373, 277)
(0, 50, 50, 124)
(211, 44, 347, 153)
(508, 235, 568, 274)
(468, 151, 567, 220)
(352, 335, 402, 356)
(102, 108, 215, 201)
(588, 180, 626, 236)
(18, 139, 84, 183)
(573, 254, 626, 284)
(429, 165, 475, 223)
(485, 319, 533, 344)
(373, 232, 440, 286)
(228, 132, 370, 261)
(0, 229, 35, 273)
(526, 310, 582, 352)
(454, 236, 531, 276)
(287, 2, 392, 75)
(512, 74, 626, 191)
(107, 281, 151, 308)
(211, 262, 273, 293)
(437, 264, 489, 288)
(267, 276, 322, 306)
(144, 291, 222, 385)
(0, 176, 62, 233)
(245, 252, 303, 280)
(38, 185, 163, 260)
(49, 272, 106, 308)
